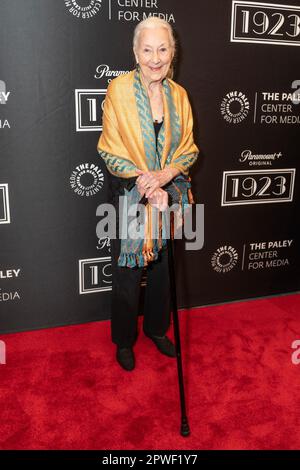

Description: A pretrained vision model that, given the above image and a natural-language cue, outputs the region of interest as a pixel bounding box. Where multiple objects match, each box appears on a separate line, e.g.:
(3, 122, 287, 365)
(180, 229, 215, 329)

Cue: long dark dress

(108, 120, 171, 348)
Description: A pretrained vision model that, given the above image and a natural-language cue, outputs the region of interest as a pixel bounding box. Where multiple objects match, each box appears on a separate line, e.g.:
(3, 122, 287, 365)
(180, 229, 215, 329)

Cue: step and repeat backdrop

(0, 0, 299, 333)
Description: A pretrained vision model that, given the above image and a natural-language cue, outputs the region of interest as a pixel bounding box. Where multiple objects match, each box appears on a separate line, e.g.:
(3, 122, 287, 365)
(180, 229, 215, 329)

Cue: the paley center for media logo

(64, 0, 103, 20)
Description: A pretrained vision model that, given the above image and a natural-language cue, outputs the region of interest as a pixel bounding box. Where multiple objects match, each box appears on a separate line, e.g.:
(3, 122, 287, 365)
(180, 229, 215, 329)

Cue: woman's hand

(147, 188, 169, 212)
(136, 180, 146, 198)
(135, 167, 180, 198)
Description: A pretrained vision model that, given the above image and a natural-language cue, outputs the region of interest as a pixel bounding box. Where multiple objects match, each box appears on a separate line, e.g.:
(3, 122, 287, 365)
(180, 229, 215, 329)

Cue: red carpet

(1, 293, 300, 450)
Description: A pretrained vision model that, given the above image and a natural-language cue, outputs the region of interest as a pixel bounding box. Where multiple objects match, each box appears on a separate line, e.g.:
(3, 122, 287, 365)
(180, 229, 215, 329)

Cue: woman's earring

(135, 62, 140, 71)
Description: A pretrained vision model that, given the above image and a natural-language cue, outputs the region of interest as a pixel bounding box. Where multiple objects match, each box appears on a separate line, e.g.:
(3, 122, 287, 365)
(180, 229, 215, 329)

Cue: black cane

(133, 179, 190, 436)
(166, 231, 190, 437)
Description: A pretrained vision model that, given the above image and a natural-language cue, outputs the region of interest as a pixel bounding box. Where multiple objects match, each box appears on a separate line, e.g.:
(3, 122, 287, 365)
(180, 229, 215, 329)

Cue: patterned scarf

(97, 67, 199, 268)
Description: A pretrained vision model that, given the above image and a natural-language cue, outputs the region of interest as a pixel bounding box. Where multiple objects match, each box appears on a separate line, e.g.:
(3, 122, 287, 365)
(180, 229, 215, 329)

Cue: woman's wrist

(161, 167, 181, 186)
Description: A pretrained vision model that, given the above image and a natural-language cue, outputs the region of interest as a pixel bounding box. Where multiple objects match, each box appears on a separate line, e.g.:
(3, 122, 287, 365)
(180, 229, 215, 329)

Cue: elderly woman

(97, 17, 199, 371)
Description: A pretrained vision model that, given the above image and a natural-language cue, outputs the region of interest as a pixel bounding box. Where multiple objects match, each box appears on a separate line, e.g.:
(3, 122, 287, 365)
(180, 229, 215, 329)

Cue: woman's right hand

(136, 180, 146, 198)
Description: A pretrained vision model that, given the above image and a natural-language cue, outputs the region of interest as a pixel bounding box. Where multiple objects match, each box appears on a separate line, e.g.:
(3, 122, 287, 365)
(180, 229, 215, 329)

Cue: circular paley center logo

(220, 91, 250, 124)
(64, 0, 102, 20)
(70, 163, 104, 196)
(211, 245, 238, 273)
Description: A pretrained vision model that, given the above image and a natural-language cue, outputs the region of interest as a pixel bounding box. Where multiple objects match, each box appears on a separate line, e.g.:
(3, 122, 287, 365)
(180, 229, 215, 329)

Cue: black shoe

(144, 333, 176, 358)
(116, 347, 135, 371)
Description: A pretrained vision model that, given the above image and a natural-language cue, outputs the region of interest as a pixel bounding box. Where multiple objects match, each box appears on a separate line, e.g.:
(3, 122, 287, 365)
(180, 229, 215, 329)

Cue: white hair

(133, 17, 176, 52)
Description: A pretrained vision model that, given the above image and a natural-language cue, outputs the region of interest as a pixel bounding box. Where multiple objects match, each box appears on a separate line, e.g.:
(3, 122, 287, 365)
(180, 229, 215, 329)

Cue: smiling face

(134, 27, 174, 87)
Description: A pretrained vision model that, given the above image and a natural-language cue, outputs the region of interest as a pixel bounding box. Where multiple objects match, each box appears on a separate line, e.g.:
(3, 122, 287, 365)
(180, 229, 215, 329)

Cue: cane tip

(180, 422, 190, 437)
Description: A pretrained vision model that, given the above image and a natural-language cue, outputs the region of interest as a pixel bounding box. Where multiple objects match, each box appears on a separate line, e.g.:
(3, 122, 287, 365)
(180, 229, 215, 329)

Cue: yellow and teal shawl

(97, 67, 199, 268)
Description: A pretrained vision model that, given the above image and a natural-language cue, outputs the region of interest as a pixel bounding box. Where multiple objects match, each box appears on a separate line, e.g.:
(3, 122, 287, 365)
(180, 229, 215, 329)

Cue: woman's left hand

(135, 168, 179, 198)
(147, 188, 169, 212)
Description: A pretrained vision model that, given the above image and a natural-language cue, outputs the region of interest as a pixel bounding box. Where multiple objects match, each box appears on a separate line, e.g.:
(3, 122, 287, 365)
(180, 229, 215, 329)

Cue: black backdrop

(0, 0, 299, 334)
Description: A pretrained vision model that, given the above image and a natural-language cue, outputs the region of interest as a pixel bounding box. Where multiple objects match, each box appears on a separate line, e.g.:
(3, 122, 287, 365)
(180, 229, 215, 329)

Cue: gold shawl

(97, 67, 199, 268)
